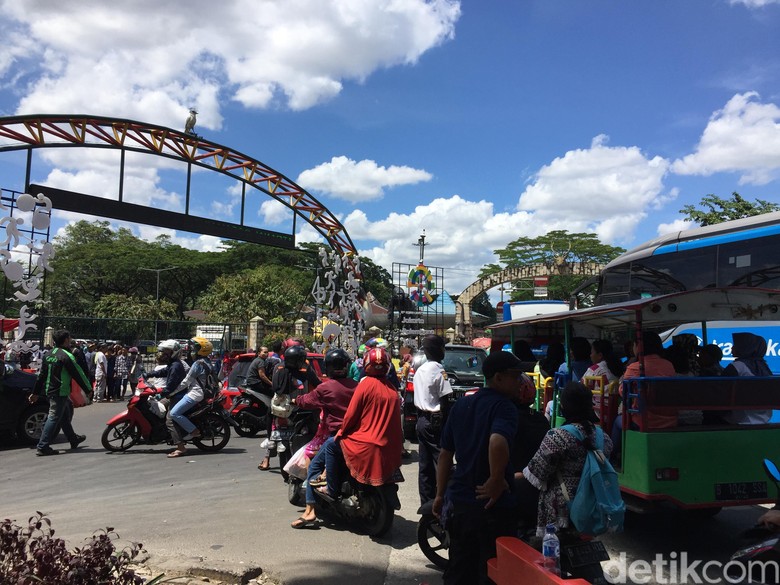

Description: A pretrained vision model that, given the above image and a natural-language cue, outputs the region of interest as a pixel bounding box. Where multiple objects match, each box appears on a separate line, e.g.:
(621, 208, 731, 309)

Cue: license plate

(563, 541, 609, 567)
(714, 481, 768, 501)
(278, 430, 294, 440)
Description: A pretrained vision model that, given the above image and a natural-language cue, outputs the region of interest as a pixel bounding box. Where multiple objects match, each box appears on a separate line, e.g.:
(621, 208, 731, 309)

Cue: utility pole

(412, 230, 426, 263)
(138, 266, 178, 344)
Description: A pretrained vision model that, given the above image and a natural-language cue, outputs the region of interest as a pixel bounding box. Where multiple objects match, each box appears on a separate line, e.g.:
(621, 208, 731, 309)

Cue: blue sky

(0, 0, 779, 296)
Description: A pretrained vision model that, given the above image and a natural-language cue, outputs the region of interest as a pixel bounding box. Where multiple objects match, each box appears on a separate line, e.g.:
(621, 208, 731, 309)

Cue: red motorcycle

(101, 380, 234, 453)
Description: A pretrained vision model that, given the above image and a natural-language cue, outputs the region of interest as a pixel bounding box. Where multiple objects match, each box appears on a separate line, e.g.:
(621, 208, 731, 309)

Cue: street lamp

(138, 266, 178, 344)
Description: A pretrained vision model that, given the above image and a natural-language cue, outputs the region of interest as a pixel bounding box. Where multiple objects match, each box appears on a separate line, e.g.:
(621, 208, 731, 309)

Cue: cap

(482, 350, 523, 379)
(128, 347, 139, 353)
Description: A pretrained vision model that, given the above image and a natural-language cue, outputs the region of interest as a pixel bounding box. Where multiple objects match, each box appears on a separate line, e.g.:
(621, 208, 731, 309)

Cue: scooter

(307, 465, 403, 537)
(729, 459, 780, 583)
(230, 383, 271, 437)
(101, 379, 234, 453)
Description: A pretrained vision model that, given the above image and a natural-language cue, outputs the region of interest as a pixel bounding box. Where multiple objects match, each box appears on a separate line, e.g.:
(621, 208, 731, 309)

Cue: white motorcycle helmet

(157, 339, 181, 360)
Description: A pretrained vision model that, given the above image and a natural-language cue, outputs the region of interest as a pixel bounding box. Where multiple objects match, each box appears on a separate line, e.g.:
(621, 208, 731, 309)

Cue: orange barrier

(487, 537, 590, 585)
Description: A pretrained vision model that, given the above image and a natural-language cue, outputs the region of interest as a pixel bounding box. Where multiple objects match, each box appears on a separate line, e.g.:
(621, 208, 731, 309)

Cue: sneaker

(70, 435, 87, 450)
(36, 447, 60, 456)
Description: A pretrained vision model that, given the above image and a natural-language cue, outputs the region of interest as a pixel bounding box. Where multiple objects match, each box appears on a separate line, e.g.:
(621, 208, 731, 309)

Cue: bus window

(720, 233, 780, 288)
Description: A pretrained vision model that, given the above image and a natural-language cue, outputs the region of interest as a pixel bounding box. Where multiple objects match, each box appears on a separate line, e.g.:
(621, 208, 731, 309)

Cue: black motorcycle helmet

(284, 345, 308, 370)
(324, 348, 351, 379)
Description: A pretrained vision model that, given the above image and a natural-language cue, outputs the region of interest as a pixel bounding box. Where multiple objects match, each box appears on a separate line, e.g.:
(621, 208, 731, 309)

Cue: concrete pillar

(445, 327, 456, 344)
(294, 318, 309, 338)
(249, 316, 265, 351)
(44, 326, 54, 347)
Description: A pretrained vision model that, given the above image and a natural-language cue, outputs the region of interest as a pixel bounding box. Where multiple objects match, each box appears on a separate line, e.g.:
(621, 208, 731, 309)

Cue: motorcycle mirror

(763, 459, 780, 483)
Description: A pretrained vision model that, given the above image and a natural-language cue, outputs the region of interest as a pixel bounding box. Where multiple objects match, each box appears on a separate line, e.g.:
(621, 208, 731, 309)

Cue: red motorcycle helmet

(363, 346, 390, 378)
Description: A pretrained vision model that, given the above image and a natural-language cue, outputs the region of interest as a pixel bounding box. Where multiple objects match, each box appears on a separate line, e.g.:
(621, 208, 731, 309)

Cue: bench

(623, 376, 780, 431)
(487, 537, 589, 585)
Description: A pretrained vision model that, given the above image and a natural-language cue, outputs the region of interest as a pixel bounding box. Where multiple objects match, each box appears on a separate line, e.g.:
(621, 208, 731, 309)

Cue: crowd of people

(25, 327, 778, 584)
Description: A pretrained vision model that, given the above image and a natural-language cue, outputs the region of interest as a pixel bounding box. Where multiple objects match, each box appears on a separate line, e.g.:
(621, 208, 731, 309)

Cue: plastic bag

(282, 444, 311, 480)
(148, 398, 167, 418)
(69, 379, 88, 408)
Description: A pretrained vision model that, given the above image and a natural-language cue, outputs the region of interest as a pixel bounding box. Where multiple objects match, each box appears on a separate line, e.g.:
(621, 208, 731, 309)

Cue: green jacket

(34, 347, 92, 397)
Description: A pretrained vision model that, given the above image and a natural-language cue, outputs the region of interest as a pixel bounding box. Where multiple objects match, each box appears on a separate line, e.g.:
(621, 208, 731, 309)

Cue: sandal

(290, 516, 318, 530)
(167, 449, 187, 458)
(309, 476, 327, 487)
(257, 457, 271, 471)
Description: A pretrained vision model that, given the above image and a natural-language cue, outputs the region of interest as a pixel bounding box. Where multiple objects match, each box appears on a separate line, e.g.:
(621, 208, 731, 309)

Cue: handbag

(69, 379, 88, 408)
(271, 392, 293, 418)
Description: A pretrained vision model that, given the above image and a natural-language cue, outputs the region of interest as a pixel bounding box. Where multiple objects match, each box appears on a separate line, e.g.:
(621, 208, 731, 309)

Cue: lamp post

(138, 266, 178, 344)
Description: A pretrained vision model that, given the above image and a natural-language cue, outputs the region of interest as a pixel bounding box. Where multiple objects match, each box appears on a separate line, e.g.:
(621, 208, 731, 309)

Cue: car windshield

(442, 349, 485, 375)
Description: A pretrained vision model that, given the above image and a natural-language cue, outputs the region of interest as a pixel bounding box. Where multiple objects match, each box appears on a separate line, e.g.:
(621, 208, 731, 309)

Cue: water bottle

(542, 523, 561, 576)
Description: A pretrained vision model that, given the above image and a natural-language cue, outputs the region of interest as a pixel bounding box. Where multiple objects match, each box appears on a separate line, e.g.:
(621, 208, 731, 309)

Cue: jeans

(37, 394, 78, 450)
(306, 448, 327, 505)
(316, 436, 347, 497)
(167, 394, 199, 442)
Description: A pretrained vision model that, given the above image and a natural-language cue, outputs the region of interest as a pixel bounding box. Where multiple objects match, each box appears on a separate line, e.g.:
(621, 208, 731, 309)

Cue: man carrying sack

(31, 329, 92, 456)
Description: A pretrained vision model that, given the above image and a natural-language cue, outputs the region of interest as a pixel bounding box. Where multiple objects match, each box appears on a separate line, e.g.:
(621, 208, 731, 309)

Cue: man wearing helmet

(165, 336, 214, 458)
(258, 343, 319, 471)
(294, 347, 402, 528)
(289, 348, 358, 529)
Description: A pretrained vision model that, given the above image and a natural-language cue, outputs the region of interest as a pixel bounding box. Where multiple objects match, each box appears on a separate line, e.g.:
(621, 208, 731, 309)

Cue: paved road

(1, 402, 771, 584)
(1, 402, 442, 585)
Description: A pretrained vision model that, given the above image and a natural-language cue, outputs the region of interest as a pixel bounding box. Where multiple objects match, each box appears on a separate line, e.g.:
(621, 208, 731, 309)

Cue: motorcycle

(101, 379, 234, 453)
(289, 459, 402, 537)
(229, 382, 271, 437)
(729, 459, 780, 583)
(273, 406, 320, 482)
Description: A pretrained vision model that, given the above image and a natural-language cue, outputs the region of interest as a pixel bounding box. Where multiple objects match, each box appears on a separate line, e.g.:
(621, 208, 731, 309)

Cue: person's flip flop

(167, 450, 187, 458)
(291, 517, 318, 529)
(258, 458, 270, 471)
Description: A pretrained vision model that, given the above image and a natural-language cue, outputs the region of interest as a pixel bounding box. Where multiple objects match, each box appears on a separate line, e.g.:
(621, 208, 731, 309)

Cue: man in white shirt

(413, 334, 453, 505)
(94, 344, 108, 401)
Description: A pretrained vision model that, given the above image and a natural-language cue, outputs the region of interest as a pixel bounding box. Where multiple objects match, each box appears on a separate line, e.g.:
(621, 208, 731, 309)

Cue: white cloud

(260, 199, 290, 225)
(297, 156, 433, 202)
(345, 195, 544, 293)
(671, 92, 780, 185)
(656, 218, 696, 237)
(517, 135, 671, 244)
(0, 0, 460, 125)
(730, 0, 780, 7)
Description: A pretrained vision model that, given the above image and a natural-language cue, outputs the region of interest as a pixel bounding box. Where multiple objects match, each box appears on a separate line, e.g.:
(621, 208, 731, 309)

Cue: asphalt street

(1, 402, 772, 584)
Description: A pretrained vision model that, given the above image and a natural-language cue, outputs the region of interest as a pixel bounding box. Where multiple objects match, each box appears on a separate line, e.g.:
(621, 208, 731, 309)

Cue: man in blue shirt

(433, 350, 524, 585)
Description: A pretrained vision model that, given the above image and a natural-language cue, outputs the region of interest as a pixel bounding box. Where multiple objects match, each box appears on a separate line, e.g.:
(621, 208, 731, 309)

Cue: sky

(0, 0, 779, 300)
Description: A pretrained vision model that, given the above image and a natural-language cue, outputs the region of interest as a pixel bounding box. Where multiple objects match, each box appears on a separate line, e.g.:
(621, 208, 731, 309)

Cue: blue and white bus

(572, 211, 780, 308)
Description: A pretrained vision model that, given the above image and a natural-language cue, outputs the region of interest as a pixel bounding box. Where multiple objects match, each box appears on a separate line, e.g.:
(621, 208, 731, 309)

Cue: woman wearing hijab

(723, 332, 773, 425)
(521, 381, 612, 536)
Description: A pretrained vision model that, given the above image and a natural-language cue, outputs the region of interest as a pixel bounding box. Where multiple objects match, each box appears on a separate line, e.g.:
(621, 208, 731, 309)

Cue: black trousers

(416, 412, 442, 505)
(443, 505, 518, 585)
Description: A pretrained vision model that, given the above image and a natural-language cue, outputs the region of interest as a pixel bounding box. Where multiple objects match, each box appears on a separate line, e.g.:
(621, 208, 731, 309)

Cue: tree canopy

(482, 230, 625, 302)
(37, 220, 394, 322)
(680, 192, 779, 226)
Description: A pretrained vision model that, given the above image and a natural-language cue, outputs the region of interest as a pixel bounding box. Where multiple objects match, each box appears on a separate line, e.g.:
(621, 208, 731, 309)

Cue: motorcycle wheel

(288, 478, 305, 506)
(101, 421, 139, 452)
(360, 487, 394, 537)
(417, 513, 449, 570)
(193, 413, 231, 451)
(234, 412, 263, 437)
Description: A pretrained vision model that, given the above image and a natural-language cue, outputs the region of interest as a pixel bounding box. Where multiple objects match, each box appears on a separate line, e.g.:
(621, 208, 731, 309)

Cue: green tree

(197, 265, 308, 322)
(680, 192, 779, 226)
(487, 231, 625, 302)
